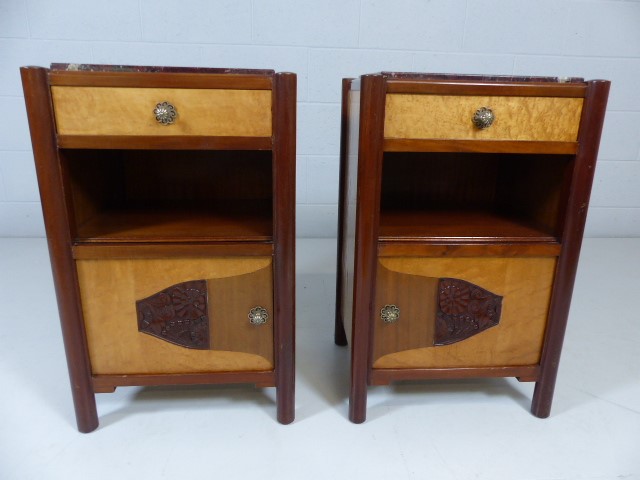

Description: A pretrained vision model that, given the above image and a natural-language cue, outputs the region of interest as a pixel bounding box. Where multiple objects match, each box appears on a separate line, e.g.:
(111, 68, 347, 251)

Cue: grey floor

(0, 238, 638, 479)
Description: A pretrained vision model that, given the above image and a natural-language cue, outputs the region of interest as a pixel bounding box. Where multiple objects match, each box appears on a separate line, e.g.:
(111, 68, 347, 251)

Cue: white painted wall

(1, 0, 638, 237)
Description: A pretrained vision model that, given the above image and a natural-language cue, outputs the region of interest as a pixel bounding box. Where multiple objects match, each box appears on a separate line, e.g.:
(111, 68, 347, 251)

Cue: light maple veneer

(77, 256, 274, 375)
(51, 86, 272, 137)
(384, 94, 583, 142)
(373, 256, 557, 369)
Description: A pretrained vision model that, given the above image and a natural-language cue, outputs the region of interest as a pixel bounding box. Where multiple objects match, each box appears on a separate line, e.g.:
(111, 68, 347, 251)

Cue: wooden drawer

(77, 256, 274, 375)
(384, 94, 583, 142)
(373, 256, 556, 369)
(51, 86, 272, 137)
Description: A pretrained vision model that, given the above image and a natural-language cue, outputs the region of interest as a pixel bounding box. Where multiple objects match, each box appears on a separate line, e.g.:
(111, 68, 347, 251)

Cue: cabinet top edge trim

(47, 71, 274, 90)
(379, 72, 585, 83)
(385, 81, 587, 97)
(49, 63, 275, 75)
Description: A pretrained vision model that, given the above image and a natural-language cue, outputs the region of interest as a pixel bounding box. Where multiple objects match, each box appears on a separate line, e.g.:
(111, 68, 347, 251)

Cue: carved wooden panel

(78, 257, 273, 375)
(372, 256, 557, 370)
(136, 280, 210, 350)
(374, 261, 504, 362)
(434, 278, 502, 346)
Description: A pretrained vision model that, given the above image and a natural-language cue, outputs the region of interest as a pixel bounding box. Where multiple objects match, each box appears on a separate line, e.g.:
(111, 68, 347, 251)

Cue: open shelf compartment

(379, 152, 573, 245)
(62, 149, 273, 244)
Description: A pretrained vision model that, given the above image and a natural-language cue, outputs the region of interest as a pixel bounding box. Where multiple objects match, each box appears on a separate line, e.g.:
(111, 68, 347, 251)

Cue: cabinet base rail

(370, 365, 539, 386)
(92, 371, 276, 392)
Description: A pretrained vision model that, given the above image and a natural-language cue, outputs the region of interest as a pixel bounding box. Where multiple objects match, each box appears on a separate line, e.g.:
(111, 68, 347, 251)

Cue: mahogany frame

(335, 72, 609, 423)
(21, 65, 296, 431)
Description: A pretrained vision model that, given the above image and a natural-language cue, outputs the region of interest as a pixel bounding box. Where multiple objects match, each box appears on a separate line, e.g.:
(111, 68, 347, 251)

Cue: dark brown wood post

(349, 74, 386, 423)
(20, 66, 99, 433)
(531, 79, 610, 417)
(272, 72, 296, 424)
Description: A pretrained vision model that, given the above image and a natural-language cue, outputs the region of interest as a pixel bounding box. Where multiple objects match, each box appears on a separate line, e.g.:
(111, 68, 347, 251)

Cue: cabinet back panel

(121, 150, 273, 207)
(497, 155, 573, 238)
(63, 149, 273, 216)
(381, 153, 499, 210)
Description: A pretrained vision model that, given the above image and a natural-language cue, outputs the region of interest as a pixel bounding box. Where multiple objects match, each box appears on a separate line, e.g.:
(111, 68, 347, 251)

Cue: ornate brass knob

(154, 101, 177, 125)
(248, 306, 269, 326)
(472, 107, 494, 129)
(381, 304, 400, 324)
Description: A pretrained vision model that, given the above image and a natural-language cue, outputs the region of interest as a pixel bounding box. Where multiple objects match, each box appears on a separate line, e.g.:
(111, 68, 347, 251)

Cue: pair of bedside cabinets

(21, 65, 609, 431)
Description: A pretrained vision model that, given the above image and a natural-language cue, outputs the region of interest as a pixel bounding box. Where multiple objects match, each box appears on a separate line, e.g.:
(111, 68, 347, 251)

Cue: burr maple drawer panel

(76, 256, 274, 375)
(373, 256, 557, 369)
(384, 94, 583, 142)
(51, 86, 272, 137)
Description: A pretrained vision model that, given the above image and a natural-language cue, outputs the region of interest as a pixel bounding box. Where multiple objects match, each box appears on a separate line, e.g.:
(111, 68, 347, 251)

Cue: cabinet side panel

(77, 257, 274, 374)
(373, 257, 556, 369)
(335, 78, 353, 346)
(341, 88, 361, 344)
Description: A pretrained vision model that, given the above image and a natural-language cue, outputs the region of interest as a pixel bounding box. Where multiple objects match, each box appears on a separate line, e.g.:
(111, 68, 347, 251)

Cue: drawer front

(77, 256, 274, 375)
(373, 256, 556, 369)
(51, 86, 272, 137)
(384, 94, 583, 142)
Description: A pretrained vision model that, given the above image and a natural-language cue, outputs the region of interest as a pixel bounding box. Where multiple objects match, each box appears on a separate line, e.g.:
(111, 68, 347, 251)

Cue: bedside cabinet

(21, 64, 296, 432)
(335, 73, 609, 423)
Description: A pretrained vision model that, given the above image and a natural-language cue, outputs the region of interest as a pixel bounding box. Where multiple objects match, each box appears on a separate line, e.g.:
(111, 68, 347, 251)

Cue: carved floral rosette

(136, 280, 210, 349)
(434, 278, 502, 346)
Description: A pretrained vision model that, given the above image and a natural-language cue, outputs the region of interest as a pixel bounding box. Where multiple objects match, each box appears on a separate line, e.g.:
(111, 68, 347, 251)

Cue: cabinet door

(77, 256, 273, 375)
(373, 257, 556, 369)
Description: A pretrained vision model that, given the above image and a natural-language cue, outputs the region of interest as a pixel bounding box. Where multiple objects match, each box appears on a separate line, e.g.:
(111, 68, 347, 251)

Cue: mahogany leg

(530, 369, 557, 418)
(349, 375, 368, 424)
(72, 382, 99, 433)
(348, 312, 369, 423)
(276, 379, 295, 425)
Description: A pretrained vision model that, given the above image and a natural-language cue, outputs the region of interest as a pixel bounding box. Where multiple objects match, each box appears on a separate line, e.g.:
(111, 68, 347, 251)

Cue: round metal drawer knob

(381, 304, 400, 324)
(249, 306, 269, 326)
(472, 107, 495, 129)
(154, 101, 177, 125)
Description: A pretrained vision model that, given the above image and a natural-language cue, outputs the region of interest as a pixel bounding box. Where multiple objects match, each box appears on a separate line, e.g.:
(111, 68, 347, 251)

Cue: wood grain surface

(208, 264, 273, 362)
(77, 256, 274, 375)
(373, 256, 557, 369)
(373, 264, 439, 360)
(52, 86, 272, 137)
(385, 94, 583, 142)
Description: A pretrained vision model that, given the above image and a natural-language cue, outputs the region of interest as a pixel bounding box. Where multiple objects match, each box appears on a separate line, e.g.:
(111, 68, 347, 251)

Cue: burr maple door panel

(76, 256, 274, 375)
(373, 256, 557, 369)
